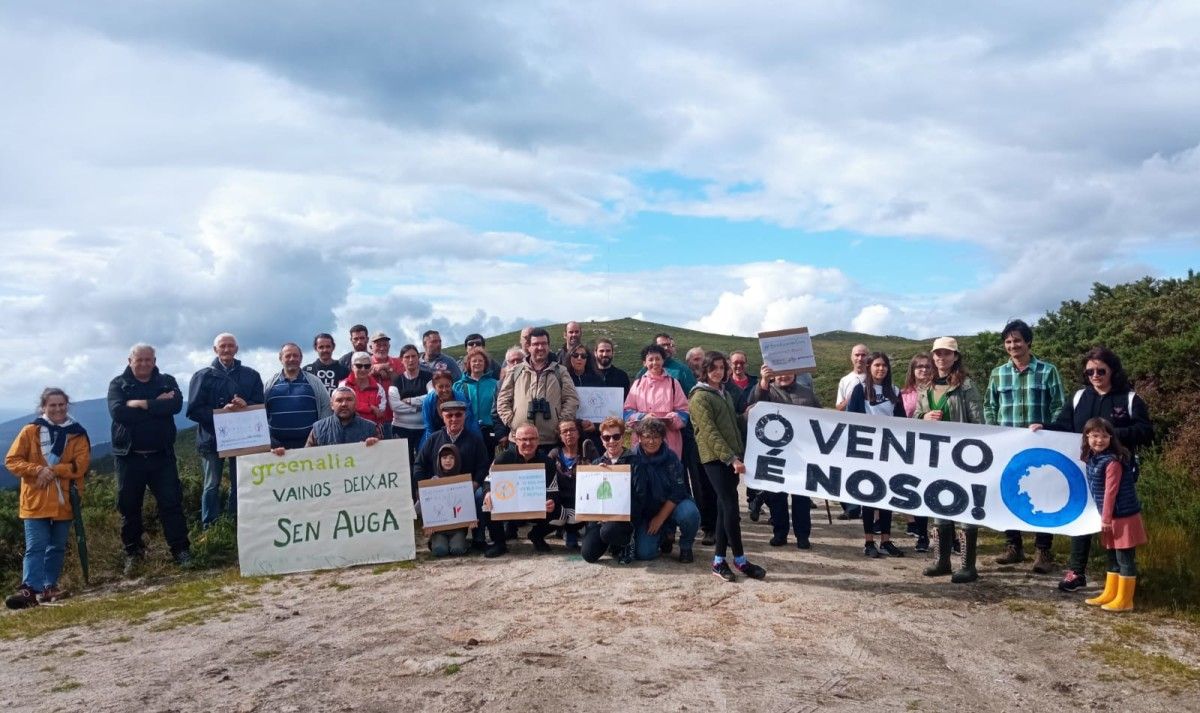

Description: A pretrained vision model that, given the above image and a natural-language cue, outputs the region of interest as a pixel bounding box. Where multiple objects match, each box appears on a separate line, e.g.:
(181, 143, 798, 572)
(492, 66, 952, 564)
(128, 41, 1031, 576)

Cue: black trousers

(683, 425, 716, 532)
(704, 461, 744, 558)
(580, 522, 634, 563)
(115, 452, 190, 557)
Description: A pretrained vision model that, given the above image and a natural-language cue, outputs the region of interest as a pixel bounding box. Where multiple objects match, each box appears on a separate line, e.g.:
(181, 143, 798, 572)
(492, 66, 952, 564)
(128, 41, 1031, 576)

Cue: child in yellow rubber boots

(1080, 418, 1146, 612)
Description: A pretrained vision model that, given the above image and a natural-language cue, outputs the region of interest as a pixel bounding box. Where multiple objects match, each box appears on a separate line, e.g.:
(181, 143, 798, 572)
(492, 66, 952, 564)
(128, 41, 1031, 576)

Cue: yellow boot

(1101, 576, 1137, 612)
(1086, 572, 1119, 606)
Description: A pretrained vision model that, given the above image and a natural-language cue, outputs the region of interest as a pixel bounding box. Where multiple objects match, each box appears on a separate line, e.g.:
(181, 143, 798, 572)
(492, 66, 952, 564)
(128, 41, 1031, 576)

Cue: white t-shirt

(836, 371, 866, 407)
(865, 385, 896, 416)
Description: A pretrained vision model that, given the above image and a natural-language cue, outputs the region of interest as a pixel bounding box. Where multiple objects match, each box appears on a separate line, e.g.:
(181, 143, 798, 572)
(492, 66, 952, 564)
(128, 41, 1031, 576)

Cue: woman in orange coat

(4, 387, 90, 609)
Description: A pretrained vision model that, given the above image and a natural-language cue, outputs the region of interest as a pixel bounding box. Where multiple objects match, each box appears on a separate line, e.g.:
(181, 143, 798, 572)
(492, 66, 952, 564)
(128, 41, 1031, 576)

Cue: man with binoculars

(496, 327, 580, 455)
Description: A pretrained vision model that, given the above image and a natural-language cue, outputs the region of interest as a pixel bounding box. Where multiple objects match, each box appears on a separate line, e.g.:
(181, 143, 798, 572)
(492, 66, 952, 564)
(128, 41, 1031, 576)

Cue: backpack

(1072, 388, 1135, 413)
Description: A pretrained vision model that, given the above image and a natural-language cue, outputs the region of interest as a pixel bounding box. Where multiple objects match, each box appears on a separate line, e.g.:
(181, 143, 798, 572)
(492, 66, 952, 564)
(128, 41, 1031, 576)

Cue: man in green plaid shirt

(984, 319, 1065, 573)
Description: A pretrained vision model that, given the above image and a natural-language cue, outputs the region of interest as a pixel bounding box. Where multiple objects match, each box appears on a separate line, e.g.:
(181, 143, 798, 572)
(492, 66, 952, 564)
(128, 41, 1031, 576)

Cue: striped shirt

(983, 356, 1065, 427)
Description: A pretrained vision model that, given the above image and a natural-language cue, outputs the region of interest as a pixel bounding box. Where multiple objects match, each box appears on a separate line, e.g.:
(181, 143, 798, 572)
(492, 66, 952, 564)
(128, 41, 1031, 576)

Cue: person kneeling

(582, 417, 699, 565)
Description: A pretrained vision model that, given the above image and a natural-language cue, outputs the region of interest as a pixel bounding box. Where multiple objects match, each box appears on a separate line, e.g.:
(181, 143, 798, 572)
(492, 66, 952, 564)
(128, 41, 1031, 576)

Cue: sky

(1, 2, 1198, 413)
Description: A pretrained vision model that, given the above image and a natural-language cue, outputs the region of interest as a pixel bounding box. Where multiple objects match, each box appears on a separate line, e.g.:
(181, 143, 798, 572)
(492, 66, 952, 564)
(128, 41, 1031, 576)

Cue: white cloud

(1, 3, 1198, 409)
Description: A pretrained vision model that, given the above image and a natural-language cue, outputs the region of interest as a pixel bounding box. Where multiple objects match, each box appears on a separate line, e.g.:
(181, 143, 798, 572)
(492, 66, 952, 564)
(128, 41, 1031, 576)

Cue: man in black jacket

(107, 343, 191, 575)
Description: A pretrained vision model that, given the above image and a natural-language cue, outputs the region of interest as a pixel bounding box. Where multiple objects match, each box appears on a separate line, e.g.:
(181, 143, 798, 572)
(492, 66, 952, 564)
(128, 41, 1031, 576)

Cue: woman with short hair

(624, 343, 689, 459)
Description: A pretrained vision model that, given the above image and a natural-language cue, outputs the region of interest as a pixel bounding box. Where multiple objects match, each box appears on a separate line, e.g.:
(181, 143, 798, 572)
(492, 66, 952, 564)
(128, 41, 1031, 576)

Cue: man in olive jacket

(107, 343, 191, 572)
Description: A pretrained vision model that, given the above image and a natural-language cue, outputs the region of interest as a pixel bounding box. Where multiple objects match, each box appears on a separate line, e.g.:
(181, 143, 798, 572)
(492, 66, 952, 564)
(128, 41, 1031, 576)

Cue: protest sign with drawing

(215, 404, 271, 457)
(488, 463, 547, 520)
(418, 474, 478, 532)
(743, 402, 1101, 536)
(575, 465, 631, 521)
(575, 386, 624, 422)
(236, 439, 416, 576)
(757, 327, 817, 375)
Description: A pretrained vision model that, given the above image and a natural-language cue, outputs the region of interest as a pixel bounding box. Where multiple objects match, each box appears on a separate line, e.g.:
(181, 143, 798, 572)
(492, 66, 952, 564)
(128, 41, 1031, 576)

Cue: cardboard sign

(418, 474, 478, 532)
(743, 402, 1101, 535)
(575, 465, 631, 522)
(758, 327, 817, 375)
(488, 463, 547, 520)
(575, 387, 625, 422)
(215, 404, 272, 457)
(236, 439, 416, 576)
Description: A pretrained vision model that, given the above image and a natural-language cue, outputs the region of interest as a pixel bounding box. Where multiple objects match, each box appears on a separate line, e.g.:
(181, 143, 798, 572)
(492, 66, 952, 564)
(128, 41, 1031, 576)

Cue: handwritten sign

(418, 474, 478, 532)
(575, 465, 631, 522)
(488, 464, 547, 520)
(215, 404, 272, 457)
(758, 327, 817, 375)
(575, 386, 624, 422)
(236, 439, 416, 576)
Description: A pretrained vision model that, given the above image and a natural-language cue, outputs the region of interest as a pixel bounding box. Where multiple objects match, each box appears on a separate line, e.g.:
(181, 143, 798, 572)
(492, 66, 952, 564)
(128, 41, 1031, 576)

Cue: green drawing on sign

(597, 477, 613, 500)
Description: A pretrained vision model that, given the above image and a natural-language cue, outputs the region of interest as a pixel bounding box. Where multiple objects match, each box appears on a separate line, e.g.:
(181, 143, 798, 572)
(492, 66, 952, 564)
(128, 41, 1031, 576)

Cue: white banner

(744, 403, 1101, 535)
(237, 439, 416, 576)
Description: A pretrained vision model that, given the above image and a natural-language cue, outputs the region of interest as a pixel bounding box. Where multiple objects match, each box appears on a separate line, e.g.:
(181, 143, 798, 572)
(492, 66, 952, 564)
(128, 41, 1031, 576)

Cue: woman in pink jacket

(623, 344, 689, 458)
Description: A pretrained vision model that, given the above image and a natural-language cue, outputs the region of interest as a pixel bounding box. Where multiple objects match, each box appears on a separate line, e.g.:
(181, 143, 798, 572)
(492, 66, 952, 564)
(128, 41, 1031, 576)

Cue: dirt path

(3, 507, 1198, 713)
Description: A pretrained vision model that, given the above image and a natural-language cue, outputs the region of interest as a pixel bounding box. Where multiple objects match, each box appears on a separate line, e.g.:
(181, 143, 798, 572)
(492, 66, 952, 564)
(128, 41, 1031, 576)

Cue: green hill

(445, 317, 940, 405)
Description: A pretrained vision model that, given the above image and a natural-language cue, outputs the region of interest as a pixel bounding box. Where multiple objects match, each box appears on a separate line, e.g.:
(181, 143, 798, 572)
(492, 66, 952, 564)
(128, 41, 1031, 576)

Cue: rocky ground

(3, 503, 1198, 713)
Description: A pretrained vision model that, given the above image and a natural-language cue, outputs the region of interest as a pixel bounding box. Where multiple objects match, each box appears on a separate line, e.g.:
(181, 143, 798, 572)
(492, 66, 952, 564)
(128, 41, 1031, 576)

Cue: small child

(1081, 418, 1147, 612)
(426, 444, 470, 558)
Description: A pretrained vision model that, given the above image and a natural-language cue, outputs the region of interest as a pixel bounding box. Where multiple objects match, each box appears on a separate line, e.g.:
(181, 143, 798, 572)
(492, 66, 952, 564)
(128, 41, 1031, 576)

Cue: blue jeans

(201, 453, 238, 527)
(767, 492, 811, 540)
(22, 518, 71, 592)
(633, 498, 700, 560)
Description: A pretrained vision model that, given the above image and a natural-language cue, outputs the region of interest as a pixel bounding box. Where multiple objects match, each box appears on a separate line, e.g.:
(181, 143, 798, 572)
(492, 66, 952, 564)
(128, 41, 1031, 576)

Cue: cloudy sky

(2, 2, 1198, 413)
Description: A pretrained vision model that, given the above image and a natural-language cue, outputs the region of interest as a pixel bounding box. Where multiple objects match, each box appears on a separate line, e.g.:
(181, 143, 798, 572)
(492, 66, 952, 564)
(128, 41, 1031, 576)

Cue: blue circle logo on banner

(999, 448, 1089, 528)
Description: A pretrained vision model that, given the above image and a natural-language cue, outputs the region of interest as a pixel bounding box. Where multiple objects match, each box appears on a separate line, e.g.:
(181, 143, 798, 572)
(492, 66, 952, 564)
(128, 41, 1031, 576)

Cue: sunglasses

(571, 353, 587, 359)
(353, 363, 372, 369)
(1085, 368, 1108, 377)
(600, 433, 622, 442)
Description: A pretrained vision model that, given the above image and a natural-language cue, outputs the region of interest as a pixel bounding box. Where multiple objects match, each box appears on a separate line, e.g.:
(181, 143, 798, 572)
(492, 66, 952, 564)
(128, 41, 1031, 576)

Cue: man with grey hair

(685, 346, 705, 382)
(186, 332, 264, 528)
(264, 342, 332, 450)
(108, 344, 192, 574)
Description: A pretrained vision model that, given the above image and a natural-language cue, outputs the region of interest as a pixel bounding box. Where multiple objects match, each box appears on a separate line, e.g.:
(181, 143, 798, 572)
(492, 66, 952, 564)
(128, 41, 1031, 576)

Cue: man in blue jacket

(186, 332, 264, 528)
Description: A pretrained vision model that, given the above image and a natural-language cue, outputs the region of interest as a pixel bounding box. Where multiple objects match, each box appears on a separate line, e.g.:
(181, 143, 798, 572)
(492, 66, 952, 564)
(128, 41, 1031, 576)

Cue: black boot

(952, 528, 979, 583)
(923, 524, 953, 577)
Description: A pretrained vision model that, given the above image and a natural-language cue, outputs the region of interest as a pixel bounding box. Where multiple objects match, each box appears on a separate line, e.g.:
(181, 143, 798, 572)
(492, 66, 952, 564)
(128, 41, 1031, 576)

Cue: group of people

(4, 318, 1150, 614)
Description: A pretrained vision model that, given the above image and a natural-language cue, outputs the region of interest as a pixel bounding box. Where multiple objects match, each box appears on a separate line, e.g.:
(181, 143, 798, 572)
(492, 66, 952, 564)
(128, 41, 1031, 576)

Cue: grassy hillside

(445, 317, 941, 406)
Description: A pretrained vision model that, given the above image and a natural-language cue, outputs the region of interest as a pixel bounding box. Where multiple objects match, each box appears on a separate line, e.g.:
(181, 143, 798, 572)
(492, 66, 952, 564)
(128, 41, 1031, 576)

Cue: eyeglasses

(353, 364, 371, 369)
(443, 412, 465, 419)
(571, 353, 587, 359)
(600, 433, 622, 442)
(466, 341, 483, 347)
(1085, 368, 1108, 377)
